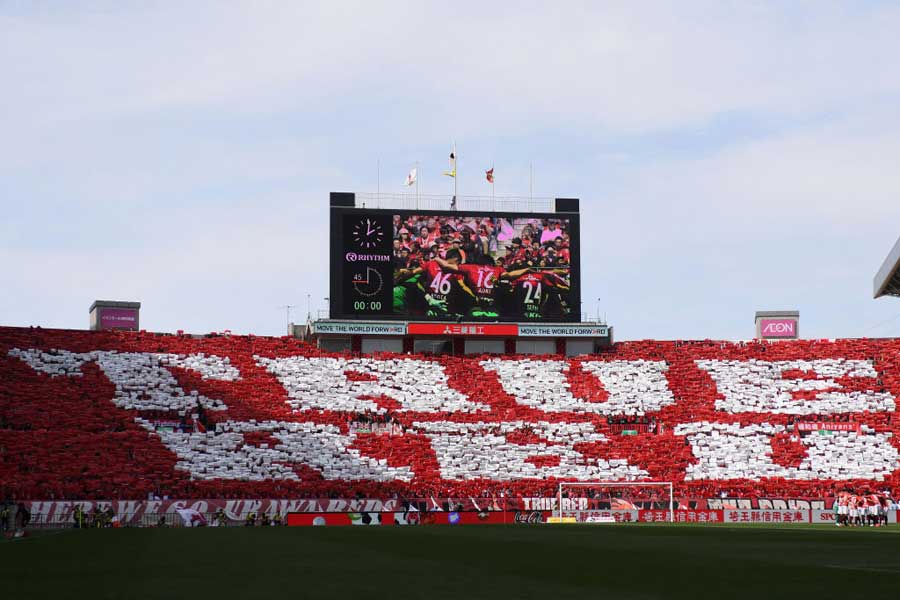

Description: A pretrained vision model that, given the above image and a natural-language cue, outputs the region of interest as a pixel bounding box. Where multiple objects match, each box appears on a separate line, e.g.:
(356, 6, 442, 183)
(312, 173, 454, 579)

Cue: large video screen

(330, 207, 580, 322)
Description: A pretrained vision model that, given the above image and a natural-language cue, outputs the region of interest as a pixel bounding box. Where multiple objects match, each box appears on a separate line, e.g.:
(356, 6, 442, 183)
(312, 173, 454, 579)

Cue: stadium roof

(874, 235, 900, 298)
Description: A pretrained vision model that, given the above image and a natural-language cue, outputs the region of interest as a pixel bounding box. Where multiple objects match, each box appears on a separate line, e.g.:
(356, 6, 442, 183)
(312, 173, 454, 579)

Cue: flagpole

(529, 162, 533, 203)
(491, 163, 495, 201)
(415, 161, 419, 210)
(453, 142, 458, 210)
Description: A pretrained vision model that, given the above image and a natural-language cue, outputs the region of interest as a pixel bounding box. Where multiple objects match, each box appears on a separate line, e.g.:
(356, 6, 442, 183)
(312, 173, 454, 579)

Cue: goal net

(555, 482, 674, 523)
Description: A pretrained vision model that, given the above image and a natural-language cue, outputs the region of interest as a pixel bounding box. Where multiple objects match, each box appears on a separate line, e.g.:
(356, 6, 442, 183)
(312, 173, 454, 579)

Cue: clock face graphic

(352, 218, 384, 249)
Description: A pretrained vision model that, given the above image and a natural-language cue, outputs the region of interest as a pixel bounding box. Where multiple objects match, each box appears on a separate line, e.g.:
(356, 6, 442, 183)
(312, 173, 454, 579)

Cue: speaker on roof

(330, 192, 355, 207)
(554, 198, 579, 213)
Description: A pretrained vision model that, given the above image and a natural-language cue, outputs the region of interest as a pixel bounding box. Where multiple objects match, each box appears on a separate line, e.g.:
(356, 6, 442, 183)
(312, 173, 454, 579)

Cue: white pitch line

(825, 564, 900, 575)
(3, 529, 75, 544)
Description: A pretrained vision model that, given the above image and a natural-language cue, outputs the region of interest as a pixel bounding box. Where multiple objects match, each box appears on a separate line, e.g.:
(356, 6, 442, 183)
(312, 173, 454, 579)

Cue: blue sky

(2, 1, 900, 340)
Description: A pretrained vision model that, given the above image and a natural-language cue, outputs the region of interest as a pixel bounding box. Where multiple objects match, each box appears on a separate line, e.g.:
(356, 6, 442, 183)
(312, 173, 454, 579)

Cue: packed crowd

(3, 327, 900, 506)
(391, 214, 571, 270)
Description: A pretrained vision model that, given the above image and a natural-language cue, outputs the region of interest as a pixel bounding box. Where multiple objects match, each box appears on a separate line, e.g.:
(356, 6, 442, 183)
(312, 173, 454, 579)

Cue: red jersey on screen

(512, 271, 569, 318)
(512, 272, 547, 318)
(457, 264, 504, 305)
(422, 261, 461, 302)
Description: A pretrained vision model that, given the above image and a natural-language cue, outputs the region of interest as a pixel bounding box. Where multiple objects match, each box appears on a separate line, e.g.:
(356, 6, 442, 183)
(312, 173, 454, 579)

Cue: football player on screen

(394, 248, 467, 319)
(432, 255, 531, 319)
(509, 268, 570, 320)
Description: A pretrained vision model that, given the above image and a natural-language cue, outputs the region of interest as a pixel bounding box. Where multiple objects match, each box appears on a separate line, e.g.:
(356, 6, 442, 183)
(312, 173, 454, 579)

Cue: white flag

(405, 167, 417, 187)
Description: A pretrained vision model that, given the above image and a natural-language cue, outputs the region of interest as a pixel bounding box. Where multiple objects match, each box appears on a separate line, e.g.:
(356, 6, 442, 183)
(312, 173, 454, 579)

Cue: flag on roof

(443, 147, 456, 177)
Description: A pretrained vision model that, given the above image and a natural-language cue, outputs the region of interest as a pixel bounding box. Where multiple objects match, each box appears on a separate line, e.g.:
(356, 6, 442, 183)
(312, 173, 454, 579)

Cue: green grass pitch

(3, 524, 899, 599)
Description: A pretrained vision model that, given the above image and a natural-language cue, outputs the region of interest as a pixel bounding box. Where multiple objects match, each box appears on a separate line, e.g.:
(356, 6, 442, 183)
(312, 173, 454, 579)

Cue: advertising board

(406, 323, 519, 336)
(759, 318, 797, 338)
(312, 322, 406, 335)
(518, 324, 609, 337)
(98, 308, 139, 330)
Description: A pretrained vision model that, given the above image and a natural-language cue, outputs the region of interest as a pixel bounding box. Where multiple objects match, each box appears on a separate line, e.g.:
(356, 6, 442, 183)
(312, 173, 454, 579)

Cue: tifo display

(1, 327, 900, 518)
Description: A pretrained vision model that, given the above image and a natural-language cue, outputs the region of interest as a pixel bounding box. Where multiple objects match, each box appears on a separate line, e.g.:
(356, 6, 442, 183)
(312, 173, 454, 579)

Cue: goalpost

(555, 482, 674, 523)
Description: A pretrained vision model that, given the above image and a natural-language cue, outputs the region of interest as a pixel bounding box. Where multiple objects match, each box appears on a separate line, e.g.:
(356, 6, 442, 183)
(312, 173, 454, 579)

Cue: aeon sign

(759, 319, 797, 338)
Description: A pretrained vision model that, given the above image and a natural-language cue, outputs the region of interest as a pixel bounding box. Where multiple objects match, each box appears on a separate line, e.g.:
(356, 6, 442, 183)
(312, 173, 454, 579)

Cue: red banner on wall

(725, 509, 810, 523)
(406, 323, 519, 336)
(637, 509, 724, 523)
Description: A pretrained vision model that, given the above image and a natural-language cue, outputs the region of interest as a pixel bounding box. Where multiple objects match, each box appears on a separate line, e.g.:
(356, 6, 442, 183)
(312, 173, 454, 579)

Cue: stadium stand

(1, 326, 899, 504)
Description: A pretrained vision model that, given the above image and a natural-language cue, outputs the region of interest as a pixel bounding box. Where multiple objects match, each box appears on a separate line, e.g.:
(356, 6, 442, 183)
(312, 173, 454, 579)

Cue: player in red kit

(836, 492, 849, 526)
(511, 269, 570, 320)
(434, 256, 530, 319)
(395, 248, 466, 318)
(867, 492, 880, 526)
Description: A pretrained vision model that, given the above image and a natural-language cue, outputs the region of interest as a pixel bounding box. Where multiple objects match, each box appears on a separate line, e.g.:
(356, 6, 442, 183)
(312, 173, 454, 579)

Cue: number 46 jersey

(421, 261, 463, 305)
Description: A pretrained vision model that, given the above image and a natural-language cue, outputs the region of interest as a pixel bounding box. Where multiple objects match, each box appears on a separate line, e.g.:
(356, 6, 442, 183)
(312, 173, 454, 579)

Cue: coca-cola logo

(514, 511, 543, 524)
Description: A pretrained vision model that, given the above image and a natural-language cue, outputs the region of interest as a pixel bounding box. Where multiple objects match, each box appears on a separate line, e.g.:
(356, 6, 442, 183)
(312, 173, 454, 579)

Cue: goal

(555, 482, 674, 523)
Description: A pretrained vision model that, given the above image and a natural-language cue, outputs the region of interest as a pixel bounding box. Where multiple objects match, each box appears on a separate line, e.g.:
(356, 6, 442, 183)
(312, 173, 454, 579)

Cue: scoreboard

(329, 198, 581, 323)
(339, 211, 394, 316)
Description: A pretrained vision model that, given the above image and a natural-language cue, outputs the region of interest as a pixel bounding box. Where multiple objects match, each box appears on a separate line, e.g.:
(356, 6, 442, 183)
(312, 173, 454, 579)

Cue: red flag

(485, 168, 494, 184)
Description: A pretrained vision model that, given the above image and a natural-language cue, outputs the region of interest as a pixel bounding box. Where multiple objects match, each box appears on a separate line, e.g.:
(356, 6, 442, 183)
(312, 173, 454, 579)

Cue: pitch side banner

(639, 510, 723, 523)
(810, 510, 897, 524)
(724, 509, 811, 523)
(26, 499, 408, 526)
(287, 512, 398, 526)
(26, 497, 860, 525)
(285, 511, 541, 526)
(26, 499, 511, 526)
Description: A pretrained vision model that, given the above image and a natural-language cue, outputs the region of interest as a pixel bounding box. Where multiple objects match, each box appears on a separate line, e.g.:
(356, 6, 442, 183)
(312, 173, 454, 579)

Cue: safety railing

(354, 193, 556, 213)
